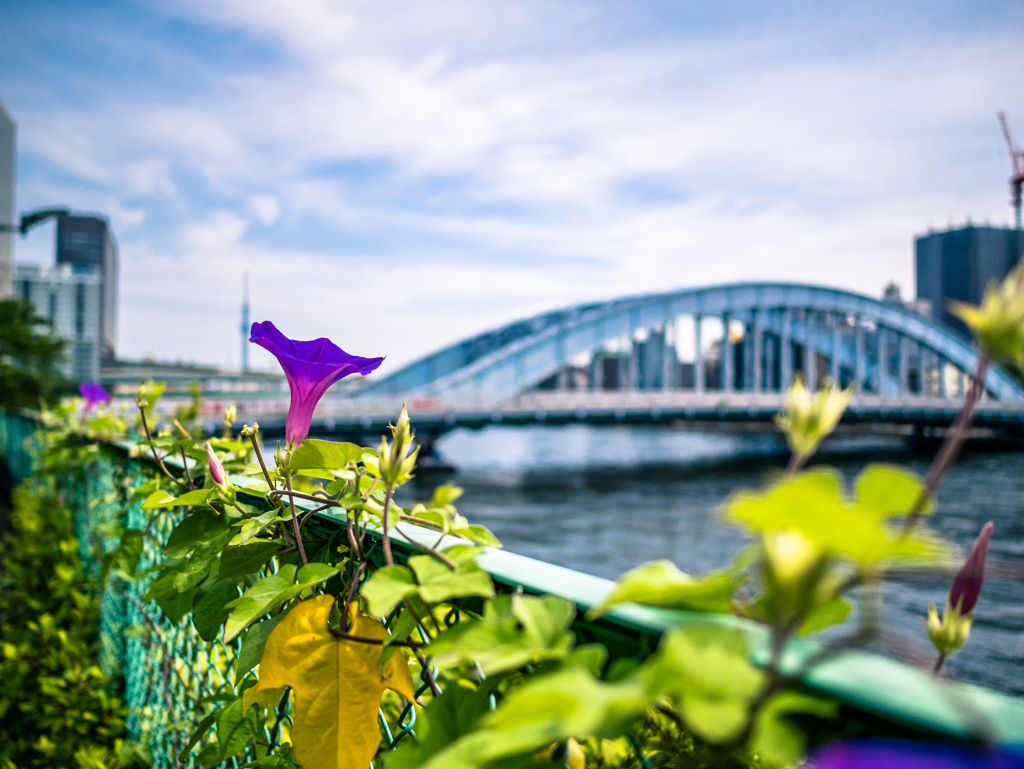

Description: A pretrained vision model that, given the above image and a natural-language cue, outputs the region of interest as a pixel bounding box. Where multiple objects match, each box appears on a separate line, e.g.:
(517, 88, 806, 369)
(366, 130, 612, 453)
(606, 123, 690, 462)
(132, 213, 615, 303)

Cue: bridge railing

(2, 409, 1024, 767)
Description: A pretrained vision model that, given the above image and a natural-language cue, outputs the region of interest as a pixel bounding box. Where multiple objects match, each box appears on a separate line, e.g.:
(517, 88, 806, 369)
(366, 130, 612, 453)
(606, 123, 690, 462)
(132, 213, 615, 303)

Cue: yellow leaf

(243, 595, 417, 769)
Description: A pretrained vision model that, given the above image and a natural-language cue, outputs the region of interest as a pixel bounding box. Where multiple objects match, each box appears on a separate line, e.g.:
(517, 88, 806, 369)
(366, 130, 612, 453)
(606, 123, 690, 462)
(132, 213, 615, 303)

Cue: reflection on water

(402, 424, 1024, 696)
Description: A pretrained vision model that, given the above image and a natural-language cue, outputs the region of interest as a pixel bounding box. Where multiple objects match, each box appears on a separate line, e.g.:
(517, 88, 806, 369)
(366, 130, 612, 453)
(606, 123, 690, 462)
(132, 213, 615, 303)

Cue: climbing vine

(39, 264, 1024, 768)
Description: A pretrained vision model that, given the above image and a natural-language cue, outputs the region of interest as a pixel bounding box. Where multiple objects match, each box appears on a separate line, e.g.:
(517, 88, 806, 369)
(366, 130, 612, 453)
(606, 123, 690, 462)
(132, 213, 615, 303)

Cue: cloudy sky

(2, 0, 1022, 373)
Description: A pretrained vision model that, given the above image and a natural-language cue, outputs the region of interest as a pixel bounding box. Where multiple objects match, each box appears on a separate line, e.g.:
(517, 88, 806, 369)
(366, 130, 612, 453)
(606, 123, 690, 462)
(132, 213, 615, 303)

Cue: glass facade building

(915, 224, 1024, 337)
(14, 262, 102, 382)
(55, 213, 118, 361)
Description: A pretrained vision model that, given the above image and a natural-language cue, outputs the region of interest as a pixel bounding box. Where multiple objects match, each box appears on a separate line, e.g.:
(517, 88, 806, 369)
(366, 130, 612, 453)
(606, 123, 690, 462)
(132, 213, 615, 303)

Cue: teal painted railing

(1, 410, 1023, 767)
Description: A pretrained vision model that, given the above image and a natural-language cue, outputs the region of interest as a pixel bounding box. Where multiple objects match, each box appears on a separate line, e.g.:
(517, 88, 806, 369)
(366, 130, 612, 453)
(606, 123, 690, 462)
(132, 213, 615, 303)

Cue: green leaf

(399, 667, 649, 769)
(163, 509, 232, 558)
(409, 554, 495, 606)
(145, 569, 201, 624)
(216, 697, 260, 760)
(855, 463, 931, 516)
(222, 563, 339, 642)
(797, 596, 852, 636)
(236, 482, 271, 499)
(750, 691, 837, 767)
(100, 528, 144, 589)
(386, 684, 493, 769)
(288, 440, 366, 472)
(219, 540, 283, 580)
(360, 565, 419, 618)
(587, 560, 735, 619)
(192, 579, 241, 642)
(141, 488, 216, 510)
(223, 564, 298, 642)
(426, 595, 576, 676)
(235, 611, 290, 685)
(234, 509, 281, 545)
(644, 625, 764, 744)
(180, 711, 217, 759)
(725, 469, 948, 567)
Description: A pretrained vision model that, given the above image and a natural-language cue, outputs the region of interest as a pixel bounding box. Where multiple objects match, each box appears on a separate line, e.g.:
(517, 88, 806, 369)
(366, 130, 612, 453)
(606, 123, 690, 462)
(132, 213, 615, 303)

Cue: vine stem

(284, 477, 308, 565)
(180, 447, 195, 490)
(786, 451, 807, 475)
(933, 652, 948, 676)
(903, 354, 989, 535)
(328, 628, 426, 649)
(341, 561, 367, 629)
(136, 398, 188, 491)
(247, 430, 276, 491)
(382, 488, 395, 566)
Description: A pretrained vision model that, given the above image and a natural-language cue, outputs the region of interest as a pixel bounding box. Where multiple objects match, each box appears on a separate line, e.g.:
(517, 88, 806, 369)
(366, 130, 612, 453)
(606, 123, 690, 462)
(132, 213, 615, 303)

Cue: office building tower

(55, 213, 118, 360)
(915, 224, 1024, 337)
(14, 262, 102, 381)
(0, 99, 14, 299)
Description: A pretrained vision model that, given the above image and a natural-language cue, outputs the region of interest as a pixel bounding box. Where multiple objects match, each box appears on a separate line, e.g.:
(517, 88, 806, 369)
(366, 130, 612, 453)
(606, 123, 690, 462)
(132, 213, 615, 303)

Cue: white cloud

(4, 0, 1024, 369)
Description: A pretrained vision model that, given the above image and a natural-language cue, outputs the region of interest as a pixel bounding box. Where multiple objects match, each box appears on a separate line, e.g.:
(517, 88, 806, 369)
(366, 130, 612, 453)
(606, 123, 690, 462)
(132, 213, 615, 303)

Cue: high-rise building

(915, 224, 1024, 337)
(13, 262, 102, 382)
(55, 212, 118, 361)
(0, 99, 14, 299)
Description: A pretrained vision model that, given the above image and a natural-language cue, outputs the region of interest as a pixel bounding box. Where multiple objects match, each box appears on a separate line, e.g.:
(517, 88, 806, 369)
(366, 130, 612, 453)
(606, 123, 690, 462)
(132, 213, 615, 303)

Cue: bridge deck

(235, 391, 1024, 440)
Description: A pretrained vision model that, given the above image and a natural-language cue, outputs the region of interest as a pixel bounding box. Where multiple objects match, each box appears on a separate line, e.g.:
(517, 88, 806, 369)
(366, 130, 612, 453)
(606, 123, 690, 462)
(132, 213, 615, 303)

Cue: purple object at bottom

(811, 740, 1024, 769)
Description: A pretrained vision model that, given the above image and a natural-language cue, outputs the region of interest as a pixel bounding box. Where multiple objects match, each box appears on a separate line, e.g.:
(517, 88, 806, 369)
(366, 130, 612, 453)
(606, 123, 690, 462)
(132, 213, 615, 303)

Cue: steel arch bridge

(363, 282, 1024, 404)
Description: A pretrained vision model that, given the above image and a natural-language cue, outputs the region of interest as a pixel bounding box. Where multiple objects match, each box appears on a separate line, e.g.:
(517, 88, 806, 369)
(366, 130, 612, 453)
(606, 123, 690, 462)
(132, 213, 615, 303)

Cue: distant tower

(241, 273, 250, 372)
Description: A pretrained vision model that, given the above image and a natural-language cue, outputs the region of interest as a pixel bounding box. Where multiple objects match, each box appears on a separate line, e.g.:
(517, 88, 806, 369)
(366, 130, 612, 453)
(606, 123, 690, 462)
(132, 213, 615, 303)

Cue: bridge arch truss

(364, 282, 1024, 405)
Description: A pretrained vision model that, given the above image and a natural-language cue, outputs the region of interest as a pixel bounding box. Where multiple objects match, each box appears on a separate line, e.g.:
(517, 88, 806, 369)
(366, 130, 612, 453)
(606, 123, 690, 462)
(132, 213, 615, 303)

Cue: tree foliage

(0, 298, 70, 411)
(0, 486, 148, 769)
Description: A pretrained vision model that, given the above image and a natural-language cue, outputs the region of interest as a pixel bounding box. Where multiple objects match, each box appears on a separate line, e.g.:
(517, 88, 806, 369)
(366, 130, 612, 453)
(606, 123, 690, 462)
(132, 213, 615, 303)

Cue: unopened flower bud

(378, 405, 419, 488)
(952, 261, 1024, 367)
(950, 521, 993, 616)
(224, 403, 237, 428)
(206, 442, 228, 489)
(775, 376, 853, 460)
(925, 521, 993, 659)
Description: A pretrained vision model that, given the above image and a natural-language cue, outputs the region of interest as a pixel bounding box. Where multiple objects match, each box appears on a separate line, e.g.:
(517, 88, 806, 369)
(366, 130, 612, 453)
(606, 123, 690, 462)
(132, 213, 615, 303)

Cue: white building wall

(14, 263, 102, 382)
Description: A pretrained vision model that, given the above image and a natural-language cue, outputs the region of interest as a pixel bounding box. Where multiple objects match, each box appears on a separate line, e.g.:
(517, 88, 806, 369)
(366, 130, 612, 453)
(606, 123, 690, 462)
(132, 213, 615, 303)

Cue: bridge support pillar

(830, 315, 841, 384)
(877, 326, 886, 395)
(781, 308, 792, 389)
(694, 315, 705, 394)
(752, 309, 763, 393)
(803, 310, 815, 387)
(921, 339, 929, 393)
(591, 352, 603, 391)
(937, 357, 946, 398)
(663, 321, 675, 391)
(723, 313, 734, 393)
(628, 336, 639, 391)
(855, 318, 865, 393)
(899, 334, 909, 395)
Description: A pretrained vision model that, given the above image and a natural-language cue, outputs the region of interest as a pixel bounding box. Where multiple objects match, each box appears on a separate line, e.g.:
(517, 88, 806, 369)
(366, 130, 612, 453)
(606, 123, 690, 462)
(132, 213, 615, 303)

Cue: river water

(402, 424, 1024, 697)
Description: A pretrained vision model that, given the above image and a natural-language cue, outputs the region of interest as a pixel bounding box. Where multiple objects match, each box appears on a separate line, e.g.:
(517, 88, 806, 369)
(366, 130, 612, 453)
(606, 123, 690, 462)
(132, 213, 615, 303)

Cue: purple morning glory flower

(249, 321, 384, 446)
(811, 740, 1024, 769)
(80, 382, 111, 413)
(950, 521, 994, 615)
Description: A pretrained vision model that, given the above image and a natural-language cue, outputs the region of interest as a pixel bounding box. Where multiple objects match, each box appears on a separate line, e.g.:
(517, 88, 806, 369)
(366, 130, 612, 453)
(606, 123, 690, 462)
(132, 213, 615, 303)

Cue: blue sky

(2, 0, 1023, 372)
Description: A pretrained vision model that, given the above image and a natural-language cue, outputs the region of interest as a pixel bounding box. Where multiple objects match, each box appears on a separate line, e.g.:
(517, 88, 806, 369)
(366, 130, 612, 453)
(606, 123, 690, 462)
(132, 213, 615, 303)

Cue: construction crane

(999, 112, 1024, 230)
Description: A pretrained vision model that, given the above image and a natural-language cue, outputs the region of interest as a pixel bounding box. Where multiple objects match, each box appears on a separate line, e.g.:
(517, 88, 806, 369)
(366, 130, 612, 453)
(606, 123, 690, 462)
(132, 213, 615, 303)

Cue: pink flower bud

(206, 442, 227, 488)
(949, 521, 993, 616)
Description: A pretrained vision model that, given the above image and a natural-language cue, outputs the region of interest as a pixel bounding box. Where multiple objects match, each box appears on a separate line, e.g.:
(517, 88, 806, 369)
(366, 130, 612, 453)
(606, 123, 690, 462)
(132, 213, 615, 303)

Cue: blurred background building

(916, 224, 1024, 336)
(0, 100, 14, 299)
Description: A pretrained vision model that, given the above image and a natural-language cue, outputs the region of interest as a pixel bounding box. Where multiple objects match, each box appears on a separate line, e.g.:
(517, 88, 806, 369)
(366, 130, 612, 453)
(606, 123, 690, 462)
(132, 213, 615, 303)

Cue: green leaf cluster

(0, 486, 148, 768)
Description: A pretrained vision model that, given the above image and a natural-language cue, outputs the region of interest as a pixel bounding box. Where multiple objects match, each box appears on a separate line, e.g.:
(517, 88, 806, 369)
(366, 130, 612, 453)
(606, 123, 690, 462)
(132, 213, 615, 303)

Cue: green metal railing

(2, 410, 1023, 768)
